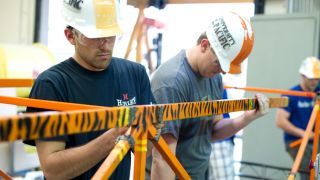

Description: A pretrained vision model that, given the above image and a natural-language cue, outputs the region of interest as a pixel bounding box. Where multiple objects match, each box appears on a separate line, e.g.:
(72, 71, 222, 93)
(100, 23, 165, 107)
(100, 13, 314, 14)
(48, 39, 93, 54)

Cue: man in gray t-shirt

(150, 12, 270, 180)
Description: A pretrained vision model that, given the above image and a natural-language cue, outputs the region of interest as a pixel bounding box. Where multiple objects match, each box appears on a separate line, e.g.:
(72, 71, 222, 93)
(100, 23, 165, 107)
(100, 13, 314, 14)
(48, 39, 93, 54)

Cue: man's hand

(256, 93, 270, 115)
(108, 127, 129, 144)
(112, 127, 129, 136)
(243, 93, 269, 120)
(154, 122, 164, 140)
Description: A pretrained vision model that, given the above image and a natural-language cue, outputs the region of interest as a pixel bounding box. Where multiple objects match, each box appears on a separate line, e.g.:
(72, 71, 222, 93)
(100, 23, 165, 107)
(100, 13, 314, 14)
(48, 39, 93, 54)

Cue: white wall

(242, 14, 319, 178)
(265, 0, 287, 14)
(0, 0, 35, 44)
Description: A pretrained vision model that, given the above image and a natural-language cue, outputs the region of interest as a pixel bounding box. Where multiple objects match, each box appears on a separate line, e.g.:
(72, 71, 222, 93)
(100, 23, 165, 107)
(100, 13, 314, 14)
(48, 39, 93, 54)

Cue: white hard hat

(299, 56, 320, 79)
(206, 12, 254, 74)
(62, 0, 122, 38)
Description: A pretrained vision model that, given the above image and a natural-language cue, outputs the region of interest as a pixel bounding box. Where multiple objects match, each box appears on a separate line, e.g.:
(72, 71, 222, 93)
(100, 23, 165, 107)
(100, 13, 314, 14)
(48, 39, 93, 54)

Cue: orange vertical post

(310, 101, 320, 179)
(133, 128, 148, 180)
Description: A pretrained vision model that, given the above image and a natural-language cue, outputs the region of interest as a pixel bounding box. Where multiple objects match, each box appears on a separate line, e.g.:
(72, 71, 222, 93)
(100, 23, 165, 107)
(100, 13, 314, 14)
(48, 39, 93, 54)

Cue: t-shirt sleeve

(23, 78, 69, 146)
(282, 95, 293, 114)
(152, 87, 184, 140)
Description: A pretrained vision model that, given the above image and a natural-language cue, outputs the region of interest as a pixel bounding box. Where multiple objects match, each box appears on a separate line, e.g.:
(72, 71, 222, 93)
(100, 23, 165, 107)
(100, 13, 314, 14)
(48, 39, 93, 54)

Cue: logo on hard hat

(63, 0, 83, 11)
(212, 16, 236, 50)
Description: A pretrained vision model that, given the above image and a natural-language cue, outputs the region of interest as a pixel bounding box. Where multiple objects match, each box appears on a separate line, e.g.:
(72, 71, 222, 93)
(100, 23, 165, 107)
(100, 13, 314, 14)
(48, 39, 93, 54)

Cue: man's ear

(64, 28, 76, 45)
(200, 39, 210, 52)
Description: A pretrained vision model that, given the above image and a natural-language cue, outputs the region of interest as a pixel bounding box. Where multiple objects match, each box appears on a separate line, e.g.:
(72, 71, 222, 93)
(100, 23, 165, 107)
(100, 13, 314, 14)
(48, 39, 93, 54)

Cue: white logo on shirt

(117, 97, 136, 106)
(297, 101, 314, 108)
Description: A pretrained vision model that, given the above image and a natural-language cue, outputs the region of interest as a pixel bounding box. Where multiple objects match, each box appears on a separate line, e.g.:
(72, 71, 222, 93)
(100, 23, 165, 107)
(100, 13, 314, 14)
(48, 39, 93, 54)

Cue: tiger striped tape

(0, 97, 288, 141)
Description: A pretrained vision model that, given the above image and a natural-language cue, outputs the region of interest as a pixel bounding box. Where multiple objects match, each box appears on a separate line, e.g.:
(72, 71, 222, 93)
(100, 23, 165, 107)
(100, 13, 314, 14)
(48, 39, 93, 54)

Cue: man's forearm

(151, 134, 177, 180)
(278, 119, 305, 138)
(212, 112, 255, 141)
(38, 129, 121, 179)
(151, 149, 175, 180)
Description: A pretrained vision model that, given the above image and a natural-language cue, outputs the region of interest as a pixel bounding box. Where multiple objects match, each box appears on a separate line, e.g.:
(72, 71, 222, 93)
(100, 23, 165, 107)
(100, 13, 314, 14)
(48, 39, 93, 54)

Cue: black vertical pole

(33, 0, 42, 43)
(254, 0, 265, 14)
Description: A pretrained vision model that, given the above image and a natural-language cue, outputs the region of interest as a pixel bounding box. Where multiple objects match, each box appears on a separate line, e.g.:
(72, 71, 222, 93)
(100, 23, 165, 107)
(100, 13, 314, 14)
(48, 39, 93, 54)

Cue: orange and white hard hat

(62, 0, 122, 38)
(206, 12, 254, 74)
(299, 56, 320, 79)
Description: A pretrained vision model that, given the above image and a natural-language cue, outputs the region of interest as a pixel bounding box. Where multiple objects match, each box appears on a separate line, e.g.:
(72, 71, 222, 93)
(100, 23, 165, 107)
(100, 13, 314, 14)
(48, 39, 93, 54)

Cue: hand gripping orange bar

(224, 85, 316, 98)
(92, 127, 140, 180)
(0, 79, 34, 87)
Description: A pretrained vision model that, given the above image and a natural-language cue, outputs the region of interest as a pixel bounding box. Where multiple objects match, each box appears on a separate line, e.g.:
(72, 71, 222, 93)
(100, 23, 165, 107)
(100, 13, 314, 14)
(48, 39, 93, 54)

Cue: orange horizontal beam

(289, 139, 302, 148)
(0, 95, 104, 111)
(0, 96, 288, 142)
(224, 86, 316, 98)
(0, 79, 34, 87)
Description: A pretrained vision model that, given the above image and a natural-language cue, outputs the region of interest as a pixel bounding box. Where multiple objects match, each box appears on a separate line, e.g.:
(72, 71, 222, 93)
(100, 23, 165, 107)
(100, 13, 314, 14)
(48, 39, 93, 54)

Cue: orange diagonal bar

(0, 79, 34, 87)
(225, 85, 316, 98)
(148, 126, 191, 179)
(0, 169, 12, 180)
(288, 104, 319, 179)
(92, 127, 141, 180)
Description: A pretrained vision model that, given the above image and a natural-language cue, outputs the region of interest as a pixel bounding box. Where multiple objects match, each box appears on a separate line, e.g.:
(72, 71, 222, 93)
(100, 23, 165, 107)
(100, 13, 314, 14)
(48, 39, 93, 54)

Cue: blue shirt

(282, 85, 319, 142)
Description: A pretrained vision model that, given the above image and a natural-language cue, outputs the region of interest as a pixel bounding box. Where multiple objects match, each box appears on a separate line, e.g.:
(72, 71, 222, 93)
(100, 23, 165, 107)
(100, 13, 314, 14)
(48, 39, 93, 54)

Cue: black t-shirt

(24, 57, 155, 179)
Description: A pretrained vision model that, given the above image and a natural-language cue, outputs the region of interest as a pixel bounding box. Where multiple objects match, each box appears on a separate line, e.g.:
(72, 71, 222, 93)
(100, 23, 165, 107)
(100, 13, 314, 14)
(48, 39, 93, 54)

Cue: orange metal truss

(0, 79, 290, 180)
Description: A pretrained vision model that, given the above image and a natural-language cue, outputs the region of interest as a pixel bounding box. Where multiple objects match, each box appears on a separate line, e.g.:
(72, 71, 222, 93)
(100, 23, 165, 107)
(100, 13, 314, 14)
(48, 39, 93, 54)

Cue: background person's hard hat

(299, 56, 320, 79)
(206, 12, 254, 74)
(62, 0, 122, 38)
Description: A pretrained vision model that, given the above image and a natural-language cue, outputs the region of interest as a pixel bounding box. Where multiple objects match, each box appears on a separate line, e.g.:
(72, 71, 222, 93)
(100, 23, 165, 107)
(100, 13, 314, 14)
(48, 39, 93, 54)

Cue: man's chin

(88, 61, 109, 71)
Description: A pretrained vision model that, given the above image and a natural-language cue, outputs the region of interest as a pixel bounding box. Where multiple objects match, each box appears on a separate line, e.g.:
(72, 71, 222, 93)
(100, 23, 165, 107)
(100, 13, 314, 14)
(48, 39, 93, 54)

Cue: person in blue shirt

(276, 56, 320, 180)
(23, 0, 155, 179)
(209, 89, 236, 180)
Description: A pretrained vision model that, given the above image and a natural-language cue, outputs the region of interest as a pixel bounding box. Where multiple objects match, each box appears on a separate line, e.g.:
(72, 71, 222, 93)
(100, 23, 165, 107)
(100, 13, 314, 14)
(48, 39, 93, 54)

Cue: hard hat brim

(78, 25, 123, 38)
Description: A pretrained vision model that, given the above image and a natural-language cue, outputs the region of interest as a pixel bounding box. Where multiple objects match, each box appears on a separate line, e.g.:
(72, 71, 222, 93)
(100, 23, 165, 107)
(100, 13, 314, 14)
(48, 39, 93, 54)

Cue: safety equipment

(61, 0, 122, 38)
(74, 29, 116, 48)
(299, 56, 320, 79)
(206, 12, 254, 74)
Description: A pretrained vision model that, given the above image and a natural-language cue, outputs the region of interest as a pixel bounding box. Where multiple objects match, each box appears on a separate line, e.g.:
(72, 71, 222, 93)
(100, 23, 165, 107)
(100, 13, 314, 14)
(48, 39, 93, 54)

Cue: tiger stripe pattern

(0, 98, 288, 142)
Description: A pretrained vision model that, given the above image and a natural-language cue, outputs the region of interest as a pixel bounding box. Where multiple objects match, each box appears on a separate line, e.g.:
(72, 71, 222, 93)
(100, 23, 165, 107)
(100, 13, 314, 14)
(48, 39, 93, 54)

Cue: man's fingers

(256, 93, 270, 114)
(117, 127, 129, 134)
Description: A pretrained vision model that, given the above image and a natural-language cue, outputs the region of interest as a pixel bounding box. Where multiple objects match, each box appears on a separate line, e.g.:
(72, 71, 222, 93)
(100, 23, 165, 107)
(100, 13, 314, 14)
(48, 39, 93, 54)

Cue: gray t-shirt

(151, 50, 223, 179)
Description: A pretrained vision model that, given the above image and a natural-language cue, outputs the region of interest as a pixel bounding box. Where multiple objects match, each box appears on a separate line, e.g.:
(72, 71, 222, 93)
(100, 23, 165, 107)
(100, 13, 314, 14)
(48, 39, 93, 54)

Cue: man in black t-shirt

(23, 0, 155, 179)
